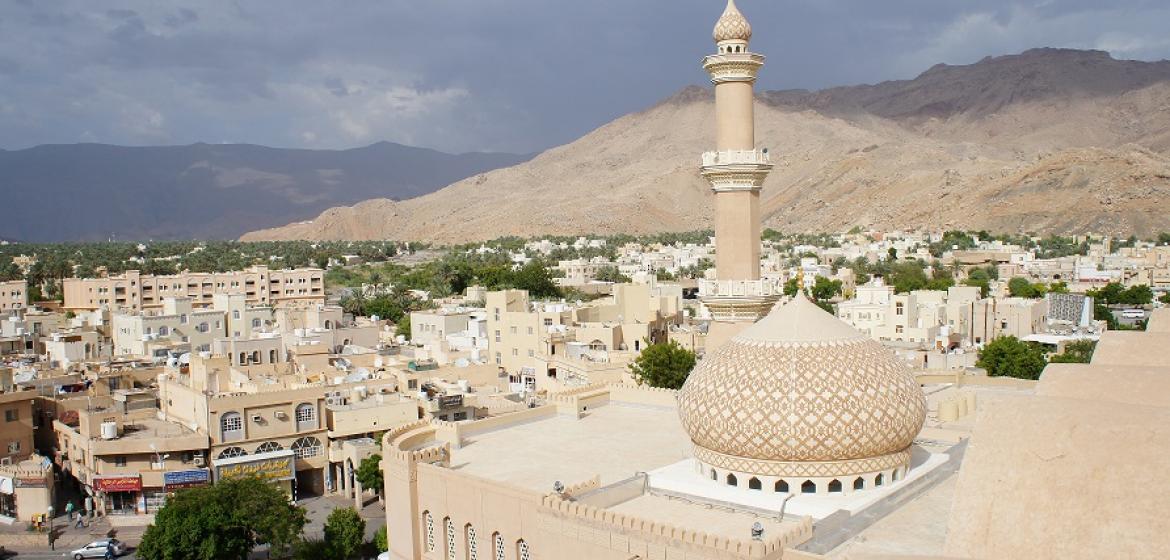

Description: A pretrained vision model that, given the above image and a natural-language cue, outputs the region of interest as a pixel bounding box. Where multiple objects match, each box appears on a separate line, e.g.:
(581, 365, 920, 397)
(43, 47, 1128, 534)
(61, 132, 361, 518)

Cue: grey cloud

(0, 0, 1168, 154)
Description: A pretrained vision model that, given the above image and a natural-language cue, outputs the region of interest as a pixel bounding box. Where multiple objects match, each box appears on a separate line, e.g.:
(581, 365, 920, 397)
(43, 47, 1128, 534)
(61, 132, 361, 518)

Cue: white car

(70, 539, 125, 559)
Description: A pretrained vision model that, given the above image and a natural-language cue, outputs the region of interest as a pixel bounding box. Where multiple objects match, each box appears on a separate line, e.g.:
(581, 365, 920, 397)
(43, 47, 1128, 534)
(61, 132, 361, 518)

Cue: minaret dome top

(713, 0, 753, 44)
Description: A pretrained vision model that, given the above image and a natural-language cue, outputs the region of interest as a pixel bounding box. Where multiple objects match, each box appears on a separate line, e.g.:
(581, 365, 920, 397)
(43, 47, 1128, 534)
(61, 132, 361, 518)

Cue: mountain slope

(240, 48, 1170, 242)
(0, 142, 530, 241)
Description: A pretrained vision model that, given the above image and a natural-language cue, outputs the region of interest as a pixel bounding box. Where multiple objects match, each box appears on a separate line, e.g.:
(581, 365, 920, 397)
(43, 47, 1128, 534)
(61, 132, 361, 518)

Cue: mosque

(381, 2, 1170, 558)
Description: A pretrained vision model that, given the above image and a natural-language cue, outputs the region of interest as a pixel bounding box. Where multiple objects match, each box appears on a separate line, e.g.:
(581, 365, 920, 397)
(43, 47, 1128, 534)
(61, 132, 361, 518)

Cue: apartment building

(0, 280, 26, 311)
(63, 266, 325, 312)
(54, 392, 211, 517)
(111, 297, 226, 359)
(486, 290, 575, 375)
(158, 355, 413, 499)
(1, 390, 36, 465)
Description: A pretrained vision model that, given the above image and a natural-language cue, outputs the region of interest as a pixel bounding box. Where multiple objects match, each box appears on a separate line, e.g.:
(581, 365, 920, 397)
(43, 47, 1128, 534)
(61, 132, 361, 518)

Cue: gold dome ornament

(713, 0, 753, 44)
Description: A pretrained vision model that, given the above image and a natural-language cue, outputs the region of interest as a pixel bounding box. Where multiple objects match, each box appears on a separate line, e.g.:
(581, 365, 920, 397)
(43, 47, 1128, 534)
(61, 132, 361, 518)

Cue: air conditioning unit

(251, 414, 264, 423)
(193, 457, 205, 467)
(274, 411, 288, 420)
(0, 457, 11, 466)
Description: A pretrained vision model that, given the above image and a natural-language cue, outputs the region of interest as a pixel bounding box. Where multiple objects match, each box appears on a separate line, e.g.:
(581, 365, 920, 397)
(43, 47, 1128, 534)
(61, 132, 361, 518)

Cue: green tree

(1048, 340, 1097, 364)
(1120, 284, 1153, 306)
(395, 314, 412, 341)
(356, 454, 384, 496)
(976, 336, 1047, 380)
(1007, 277, 1044, 298)
(512, 261, 562, 299)
(374, 526, 388, 553)
(138, 476, 307, 560)
(628, 340, 696, 390)
(324, 507, 366, 560)
(594, 265, 632, 283)
(783, 277, 800, 297)
(887, 262, 929, 294)
(810, 276, 842, 301)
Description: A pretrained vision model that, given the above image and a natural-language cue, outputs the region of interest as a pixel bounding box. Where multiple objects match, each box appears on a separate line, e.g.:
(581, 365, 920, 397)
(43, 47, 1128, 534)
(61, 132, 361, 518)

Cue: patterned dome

(678, 295, 926, 469)
(713, 0, 752, 43)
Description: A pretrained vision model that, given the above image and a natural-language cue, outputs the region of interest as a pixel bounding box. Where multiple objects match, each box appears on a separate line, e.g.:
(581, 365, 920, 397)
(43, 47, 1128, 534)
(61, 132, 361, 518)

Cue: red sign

(93, 476, 142, 492)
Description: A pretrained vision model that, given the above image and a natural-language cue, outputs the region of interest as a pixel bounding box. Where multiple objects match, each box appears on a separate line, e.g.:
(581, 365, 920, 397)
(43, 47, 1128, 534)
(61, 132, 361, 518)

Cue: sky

(2, 0, 1169, 155)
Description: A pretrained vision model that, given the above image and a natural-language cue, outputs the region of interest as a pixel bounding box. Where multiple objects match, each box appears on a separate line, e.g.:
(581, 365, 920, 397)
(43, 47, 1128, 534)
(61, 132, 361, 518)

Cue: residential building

(63, 266, 325, 312)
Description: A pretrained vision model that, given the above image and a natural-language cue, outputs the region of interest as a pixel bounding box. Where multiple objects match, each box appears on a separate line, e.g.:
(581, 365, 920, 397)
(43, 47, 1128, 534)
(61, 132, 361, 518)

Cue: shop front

(145, 468, 211, 512)
(93, 474, 143, 515)
(214, 450, 296, 500)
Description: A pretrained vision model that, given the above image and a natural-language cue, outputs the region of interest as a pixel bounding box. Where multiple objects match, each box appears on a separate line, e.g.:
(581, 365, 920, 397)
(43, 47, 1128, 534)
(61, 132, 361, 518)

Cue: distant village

(0, 227, 1163, 526)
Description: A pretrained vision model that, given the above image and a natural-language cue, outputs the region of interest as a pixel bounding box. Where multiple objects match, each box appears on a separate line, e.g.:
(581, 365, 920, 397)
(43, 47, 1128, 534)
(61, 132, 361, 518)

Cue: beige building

(1, 389, 36, 465)
(0, 280, 26, 311)
(63, 266, 325, 312)
(111, 297, 227, 359)
(53, 392, 211, 517)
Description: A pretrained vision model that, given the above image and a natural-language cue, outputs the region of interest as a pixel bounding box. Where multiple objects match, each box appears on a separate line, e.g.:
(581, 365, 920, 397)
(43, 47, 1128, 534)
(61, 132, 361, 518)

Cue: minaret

(700, 0, 779, 341)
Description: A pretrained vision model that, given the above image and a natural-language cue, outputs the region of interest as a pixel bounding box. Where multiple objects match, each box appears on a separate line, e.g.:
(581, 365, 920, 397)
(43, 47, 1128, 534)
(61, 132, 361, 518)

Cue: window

(4, 409, 16, 422)
(801, 480, 816, 494)
(291, 436, 322, 458)
(221, 412, 243, 441)
(493, 533, 504, 560)
(465, 525, 478, 560)
(197, 322, 209, 333)
(494, 330, 500, 343)
(251, 350, 261, 364)
(776, 480, 789, 493)
(853, 477, 865, 491)
(158, 326, 170, 336)
(424, 512, 435, 552)
(511, 349, 517, 357)
(233, 310, 240, 319)
(446, 517, 456, 560)
(748, 477, 761, 490)
(252, 318, 261, 329)
(895, 302, 904, 316)
(517, 540, 531, 560)
(295, 403, 317, 430)
(270, 349, 277, 363)
(726, 473, 737, 486)
(255, 441, 283, 454)
(828, 479, 843, 493)
(114, 456, 126, 467)
(526, 327, 533, 335)
(527, 349, 534, 357)
(217, 446, 247, 459)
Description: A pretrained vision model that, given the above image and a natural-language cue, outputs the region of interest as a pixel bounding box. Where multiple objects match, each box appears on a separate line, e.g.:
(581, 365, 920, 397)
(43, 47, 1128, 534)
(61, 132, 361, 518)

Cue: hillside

(0, 142, 530, 241)
(241, 48, 1170, 242)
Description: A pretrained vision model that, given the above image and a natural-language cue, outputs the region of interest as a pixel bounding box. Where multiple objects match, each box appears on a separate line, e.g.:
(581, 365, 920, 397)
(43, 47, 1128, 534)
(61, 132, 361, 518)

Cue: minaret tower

(700, 0, 779, 340)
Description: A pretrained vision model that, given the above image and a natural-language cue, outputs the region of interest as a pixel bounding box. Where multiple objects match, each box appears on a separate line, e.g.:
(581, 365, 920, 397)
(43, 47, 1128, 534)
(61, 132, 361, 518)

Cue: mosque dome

(713, 0, 753, 43)
(677, 295, 926, 480)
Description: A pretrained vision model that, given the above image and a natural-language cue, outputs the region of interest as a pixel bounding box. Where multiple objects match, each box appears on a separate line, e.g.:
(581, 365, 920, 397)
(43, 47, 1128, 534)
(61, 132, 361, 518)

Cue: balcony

(702, 149, 770, 167)
(699, 279, 782, 298)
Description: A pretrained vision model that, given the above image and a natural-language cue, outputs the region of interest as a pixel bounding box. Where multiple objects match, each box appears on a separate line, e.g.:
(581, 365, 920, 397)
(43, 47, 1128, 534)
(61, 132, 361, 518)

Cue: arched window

(492, 533, 505, 560)
(726, 473, 737, 486)
(251, 350, 260, 364)
(875, 473, 885, 487)
(269, 349, 277, 363)
(801, 480, 816, 494)
(291, 436, 322, 458)
(217, 446, 247, 459)
(748, 477, 761, 490)
(776, 480, 789, 493)
(324, 320, 333, 330)
(239, 352, 248, 365)
(446, 517, 456, 560)
(517, 539, 531, 560)
(424, 511, 434, 552)
(465, 524, 478, 560)
(220, 412, 243, 441)
(255, 441, 283, 454)
(710, 469, 717, 481)
(893, 468, 903, 481)
(854, 477, 865, 491)
(295, 403, 317, 431)
(588, 340, 606, 351)
(828, 479, 843, 493)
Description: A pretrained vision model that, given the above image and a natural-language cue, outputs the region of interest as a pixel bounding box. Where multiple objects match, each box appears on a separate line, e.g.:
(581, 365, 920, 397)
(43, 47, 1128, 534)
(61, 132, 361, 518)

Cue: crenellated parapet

(538, 493, 814, 558)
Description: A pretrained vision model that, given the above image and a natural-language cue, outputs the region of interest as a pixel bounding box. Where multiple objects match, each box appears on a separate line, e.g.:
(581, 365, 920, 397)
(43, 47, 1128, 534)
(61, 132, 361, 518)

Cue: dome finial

(713, 0, 753, 44)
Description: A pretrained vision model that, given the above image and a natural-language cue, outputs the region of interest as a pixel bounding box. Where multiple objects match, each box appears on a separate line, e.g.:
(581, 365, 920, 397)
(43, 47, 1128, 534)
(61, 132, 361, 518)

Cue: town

(0, 223, 1166, 557)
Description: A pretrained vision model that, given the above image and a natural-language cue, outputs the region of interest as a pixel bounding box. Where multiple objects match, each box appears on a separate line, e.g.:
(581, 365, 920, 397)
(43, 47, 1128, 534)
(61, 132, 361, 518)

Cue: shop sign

(15, 476, 48, 488)
(217, 456, 294, 482)
(163, 469, 210, 490)
(94, 475, 142, 492)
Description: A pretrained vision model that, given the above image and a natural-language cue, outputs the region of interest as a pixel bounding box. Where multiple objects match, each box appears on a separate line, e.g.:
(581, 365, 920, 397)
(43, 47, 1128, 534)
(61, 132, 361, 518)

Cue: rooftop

(450, 402, 691, 493)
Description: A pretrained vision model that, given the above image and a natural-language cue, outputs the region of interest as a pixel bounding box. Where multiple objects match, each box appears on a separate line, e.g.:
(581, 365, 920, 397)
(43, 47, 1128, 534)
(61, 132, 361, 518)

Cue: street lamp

(47, 505, 54, 550)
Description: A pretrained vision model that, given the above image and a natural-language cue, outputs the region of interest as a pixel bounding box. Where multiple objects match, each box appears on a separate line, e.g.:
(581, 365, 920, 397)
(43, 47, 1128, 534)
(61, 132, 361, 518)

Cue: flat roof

(450, 402, 691, 493)
(607, 493, 793, 542)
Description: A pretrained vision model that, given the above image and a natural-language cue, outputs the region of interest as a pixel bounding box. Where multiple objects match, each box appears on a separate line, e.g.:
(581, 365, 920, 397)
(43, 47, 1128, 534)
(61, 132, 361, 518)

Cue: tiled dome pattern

(678, 323, 926, 466)
(713, 0, 752, 43)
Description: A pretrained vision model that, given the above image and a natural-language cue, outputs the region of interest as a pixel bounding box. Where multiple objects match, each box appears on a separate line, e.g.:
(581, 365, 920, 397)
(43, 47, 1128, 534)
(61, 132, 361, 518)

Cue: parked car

(70, 539, 125, 559)
(1121, 309, 1146, 319)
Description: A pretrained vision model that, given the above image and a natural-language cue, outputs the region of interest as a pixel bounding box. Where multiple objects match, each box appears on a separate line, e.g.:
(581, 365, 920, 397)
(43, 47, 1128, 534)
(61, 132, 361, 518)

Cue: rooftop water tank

(100, 421, 118, 440)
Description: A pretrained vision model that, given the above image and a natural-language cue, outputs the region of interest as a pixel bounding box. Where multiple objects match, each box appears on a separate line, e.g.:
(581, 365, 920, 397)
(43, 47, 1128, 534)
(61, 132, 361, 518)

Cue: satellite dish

(553, 480, 565, 494)
(762, 147, 769, 154)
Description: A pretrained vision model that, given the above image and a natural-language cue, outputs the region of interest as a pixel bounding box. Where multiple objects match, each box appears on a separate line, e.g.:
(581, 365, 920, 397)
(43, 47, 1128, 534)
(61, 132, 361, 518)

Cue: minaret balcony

(699, 278, 782, 298)
(702, 149, 770, 167)
(703, 52, 765, 83)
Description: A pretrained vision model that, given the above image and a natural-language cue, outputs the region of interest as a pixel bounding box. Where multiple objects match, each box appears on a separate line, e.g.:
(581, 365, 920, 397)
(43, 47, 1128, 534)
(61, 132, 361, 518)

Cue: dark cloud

(1, 0, 1168, 153)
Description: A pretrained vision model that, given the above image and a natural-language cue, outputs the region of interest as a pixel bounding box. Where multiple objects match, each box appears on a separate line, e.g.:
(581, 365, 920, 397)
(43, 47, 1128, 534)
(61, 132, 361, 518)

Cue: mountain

(238, 49, 1168, 241)
(0, 142, 531, 241)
